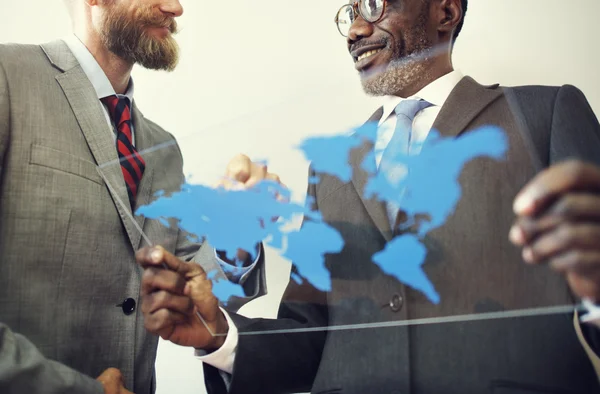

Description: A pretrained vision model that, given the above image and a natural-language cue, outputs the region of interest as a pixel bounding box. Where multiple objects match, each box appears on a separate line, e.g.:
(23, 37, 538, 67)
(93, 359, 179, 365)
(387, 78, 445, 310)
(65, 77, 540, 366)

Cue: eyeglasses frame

(334, 0, 388, 37)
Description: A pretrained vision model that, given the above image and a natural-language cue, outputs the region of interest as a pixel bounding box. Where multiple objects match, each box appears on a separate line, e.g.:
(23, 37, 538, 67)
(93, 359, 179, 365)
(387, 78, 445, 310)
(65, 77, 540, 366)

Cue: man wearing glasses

(137, 0, 600, 392)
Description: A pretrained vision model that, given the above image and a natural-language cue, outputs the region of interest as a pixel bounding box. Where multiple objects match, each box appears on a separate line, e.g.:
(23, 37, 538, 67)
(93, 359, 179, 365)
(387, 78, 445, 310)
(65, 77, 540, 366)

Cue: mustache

(349, 38, 388, 54)
(138, 8, 179, 33)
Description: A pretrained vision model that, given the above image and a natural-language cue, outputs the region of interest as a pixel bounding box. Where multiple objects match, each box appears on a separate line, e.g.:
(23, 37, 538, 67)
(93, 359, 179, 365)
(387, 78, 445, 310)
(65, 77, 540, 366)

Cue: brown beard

(99, 2, 180, 71)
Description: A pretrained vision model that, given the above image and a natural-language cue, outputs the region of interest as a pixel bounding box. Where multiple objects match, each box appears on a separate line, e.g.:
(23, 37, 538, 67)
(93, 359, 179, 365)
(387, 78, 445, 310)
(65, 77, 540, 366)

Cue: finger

(510, 194, 600, 246)
(513, 161, 600, 216)
(97, 368, 123, 386)
(566, 271, 600, 301)
(135, 246, 154, 267)
(546, 193, 600, 220)
(212, 178, 228, 189)
(141, 267, 187, 295)
(136, 245, 170, 269)
(144, 308, 188, 337)
(522, 223, 600, 264)
(510, 215, 564, 246)
(138, 246, 200, 278)
(226, 154, 252, 183)
(245, 165, 269, 188)
(264, 172, 281, 184)
(141, 290, 194, 315)
(184, 276, 219, 321)
(549, 250, 600, 276)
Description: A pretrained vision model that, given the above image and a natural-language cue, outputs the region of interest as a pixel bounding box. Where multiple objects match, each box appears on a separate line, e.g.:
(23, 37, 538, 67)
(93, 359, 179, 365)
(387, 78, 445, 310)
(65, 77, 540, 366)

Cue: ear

(435, 0, 462, 37)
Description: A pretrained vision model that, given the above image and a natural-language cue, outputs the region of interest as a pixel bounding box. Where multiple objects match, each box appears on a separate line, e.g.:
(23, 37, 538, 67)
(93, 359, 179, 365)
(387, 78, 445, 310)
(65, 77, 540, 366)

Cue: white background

(1, 0, 599, 393)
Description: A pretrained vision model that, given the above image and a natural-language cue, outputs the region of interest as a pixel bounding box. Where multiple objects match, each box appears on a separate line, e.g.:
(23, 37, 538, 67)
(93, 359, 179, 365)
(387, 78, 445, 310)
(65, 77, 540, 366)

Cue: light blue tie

(379, 99, 432, 229)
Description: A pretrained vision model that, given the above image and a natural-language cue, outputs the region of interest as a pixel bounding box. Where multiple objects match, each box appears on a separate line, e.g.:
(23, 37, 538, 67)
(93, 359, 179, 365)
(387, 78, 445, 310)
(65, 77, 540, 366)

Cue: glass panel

(99, 91, 582, 338)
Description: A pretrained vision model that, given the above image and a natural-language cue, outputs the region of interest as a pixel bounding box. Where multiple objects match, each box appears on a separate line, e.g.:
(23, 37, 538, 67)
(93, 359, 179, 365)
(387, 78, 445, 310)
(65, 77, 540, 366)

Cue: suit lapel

(430, 75, 503, 139)
(131, 104, 155, 249)
(42, 40, 141, 249)
(350, 107, 394, 241)
(349, 76, 503, 241)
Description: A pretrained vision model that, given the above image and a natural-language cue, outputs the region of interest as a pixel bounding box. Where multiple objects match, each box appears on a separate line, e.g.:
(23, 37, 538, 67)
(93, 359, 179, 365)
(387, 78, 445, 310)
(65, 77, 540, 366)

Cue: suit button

(389, 294, 403, 312)
(118, 298, 136, 315)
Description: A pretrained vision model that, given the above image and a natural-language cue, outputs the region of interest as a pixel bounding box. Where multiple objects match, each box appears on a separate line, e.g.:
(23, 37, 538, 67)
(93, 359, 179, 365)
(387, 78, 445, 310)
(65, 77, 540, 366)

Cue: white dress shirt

(62, 34, 260, 281)
(374, 70, 464, 166)
(63, 34, 136, 144)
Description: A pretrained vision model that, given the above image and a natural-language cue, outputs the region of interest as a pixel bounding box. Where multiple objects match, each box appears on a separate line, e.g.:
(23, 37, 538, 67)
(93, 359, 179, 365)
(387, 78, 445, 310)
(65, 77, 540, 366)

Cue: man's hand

(96, 368, 134, 394)
(137, 246, 228, 351)
(509, 160, 600, 301)
(217, 153, 284, 191)
(215, 153, 287, 263)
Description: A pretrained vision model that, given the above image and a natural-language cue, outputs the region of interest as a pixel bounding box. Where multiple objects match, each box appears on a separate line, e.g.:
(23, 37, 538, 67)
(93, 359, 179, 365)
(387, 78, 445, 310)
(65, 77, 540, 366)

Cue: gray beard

(361, 48, 433, 97)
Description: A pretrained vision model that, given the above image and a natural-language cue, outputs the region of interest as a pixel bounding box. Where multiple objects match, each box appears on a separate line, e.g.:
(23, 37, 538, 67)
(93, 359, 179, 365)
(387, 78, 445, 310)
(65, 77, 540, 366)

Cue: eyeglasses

(334, 0, 387, 37)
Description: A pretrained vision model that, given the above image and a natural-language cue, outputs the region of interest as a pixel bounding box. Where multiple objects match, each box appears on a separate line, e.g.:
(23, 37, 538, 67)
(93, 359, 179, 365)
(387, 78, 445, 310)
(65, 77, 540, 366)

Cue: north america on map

(137, 123, 507, 306)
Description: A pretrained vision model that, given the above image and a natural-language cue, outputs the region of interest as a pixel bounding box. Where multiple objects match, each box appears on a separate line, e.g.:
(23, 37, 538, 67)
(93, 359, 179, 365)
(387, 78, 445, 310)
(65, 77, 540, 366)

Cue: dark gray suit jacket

(205, 76, 600, 394)
(0, 41, 265, 394)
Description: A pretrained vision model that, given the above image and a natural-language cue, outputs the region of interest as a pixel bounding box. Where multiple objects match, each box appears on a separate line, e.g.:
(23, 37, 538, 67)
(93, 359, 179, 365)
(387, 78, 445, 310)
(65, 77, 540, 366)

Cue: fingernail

(522, 247, 534, 263)
(509, 225, 524, 245)
(150, 248, 162, 263)
(513, 193, 532, 215)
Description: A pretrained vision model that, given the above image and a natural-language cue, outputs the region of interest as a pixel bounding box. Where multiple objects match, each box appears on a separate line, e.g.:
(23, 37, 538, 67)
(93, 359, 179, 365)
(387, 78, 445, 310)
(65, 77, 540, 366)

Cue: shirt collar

(379, 69, 464, 125)
(62, 34, 135, 103)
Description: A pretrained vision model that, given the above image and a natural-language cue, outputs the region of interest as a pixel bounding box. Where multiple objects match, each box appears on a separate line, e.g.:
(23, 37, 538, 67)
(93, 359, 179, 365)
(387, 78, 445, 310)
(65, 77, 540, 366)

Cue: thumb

(97, 368, 123, 391)
(514, 161, 600, 216)
(184, 268, 219, 322)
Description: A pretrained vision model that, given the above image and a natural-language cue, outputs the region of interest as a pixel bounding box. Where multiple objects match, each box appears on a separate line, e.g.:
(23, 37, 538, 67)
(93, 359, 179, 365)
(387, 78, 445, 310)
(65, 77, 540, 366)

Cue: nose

(347, 14, 374, 45)
(159, 0, 184, 17)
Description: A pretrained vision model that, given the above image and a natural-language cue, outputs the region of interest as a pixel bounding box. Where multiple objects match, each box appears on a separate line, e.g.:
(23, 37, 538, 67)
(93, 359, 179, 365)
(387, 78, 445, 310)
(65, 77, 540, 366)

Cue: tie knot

(101, 95, 131, 121)
(394, 99, 432, 122)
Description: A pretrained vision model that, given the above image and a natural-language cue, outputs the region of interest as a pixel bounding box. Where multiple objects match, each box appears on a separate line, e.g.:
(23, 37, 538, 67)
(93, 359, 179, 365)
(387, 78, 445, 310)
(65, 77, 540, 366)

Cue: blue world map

(137, 123, 507, 305)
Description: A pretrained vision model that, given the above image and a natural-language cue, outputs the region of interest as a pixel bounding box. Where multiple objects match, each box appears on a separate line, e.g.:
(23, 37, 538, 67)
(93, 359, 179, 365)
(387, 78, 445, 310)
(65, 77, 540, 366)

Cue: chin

(360, 68, 398, 97)
(360, 79, 385, 97)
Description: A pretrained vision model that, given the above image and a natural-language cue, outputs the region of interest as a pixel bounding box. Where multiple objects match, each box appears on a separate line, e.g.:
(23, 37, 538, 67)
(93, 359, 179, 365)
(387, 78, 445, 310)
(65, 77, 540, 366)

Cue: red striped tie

(101, 95, 145, 209)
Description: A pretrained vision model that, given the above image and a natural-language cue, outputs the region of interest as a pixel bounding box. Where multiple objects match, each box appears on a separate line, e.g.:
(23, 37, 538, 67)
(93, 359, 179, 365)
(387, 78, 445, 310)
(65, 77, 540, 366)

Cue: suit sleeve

(548, 85, 600, 167)
(203, 168, 328, 394)
(545, 85, 600, 373)
(0, 58, 104, 394)
(0, 323, 104, 394)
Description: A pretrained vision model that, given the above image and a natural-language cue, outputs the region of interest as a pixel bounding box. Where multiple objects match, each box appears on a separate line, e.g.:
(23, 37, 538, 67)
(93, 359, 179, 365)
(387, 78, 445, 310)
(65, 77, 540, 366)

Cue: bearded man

(0, 1, 271, 393)
(135, 0, 600, 393)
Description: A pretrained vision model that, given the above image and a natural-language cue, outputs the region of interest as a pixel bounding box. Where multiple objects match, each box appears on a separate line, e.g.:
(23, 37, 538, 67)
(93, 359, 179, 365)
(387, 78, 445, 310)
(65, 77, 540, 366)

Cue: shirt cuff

(194, 307, 238, 374)
(214, 245, 261, 284)
(579, 298, 600, 328)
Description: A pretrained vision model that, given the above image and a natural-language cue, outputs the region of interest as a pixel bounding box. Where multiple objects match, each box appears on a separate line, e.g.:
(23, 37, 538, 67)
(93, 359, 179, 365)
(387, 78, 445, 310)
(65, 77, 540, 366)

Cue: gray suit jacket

(204, 77, 600, 394)
(0, 40, 265, 394)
